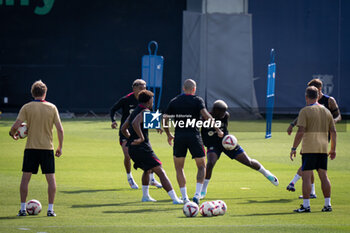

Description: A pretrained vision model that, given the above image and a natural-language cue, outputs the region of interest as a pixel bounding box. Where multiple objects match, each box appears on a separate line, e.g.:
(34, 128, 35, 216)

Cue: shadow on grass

(237, 198, 293, 204)
(231, 211, 317, 217)
(0, 216, 47, 220)
(71, 199, 174, 208)
(60, 188, 123, 194)
(103, 207, 178, 214)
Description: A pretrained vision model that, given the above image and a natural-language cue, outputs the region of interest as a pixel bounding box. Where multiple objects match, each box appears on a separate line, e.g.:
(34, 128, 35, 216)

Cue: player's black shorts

(22, 149, 55, 174)
(119, 131, 128, 145)
(173, 133, 205, 159)
(128, 143, 162, 171)
(301, 153, 328, 171)
(207, 144, 244, 159)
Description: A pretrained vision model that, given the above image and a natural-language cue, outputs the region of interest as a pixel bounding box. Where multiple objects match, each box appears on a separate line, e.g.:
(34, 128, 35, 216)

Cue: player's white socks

(325, 197, 331, 207)
(149, 172, 154, 181)
(291, 174, 301, 184)
(21, 202, 26, 211)
(127, 173, 133, 180)
(180, 187, 188, 200)
(201, 179, 210, 193)
(258, 165, 270, 177)
(311, 183, 316, 195)
(195, 183, 203, 197)
(303, 199, 310, 208)
(167, 189, 179, 201)
(142, 185, 150, 198)
(48, 204, 54, 211)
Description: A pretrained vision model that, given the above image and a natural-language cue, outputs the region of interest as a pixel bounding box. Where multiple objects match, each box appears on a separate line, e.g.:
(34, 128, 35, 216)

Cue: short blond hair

(31, 80, 47, 98)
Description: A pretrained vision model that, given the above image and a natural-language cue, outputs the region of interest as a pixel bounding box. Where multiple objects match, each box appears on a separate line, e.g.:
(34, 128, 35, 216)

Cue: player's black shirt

(318, 94, 330, 110)
(165, 94, 206, 135)
(201, 112, 229, 147)
(110, 92, 138, 134)
(126, 104, 150, 146)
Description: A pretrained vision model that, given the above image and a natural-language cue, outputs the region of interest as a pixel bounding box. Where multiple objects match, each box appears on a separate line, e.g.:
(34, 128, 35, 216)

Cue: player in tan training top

(10, 80, 64, 217)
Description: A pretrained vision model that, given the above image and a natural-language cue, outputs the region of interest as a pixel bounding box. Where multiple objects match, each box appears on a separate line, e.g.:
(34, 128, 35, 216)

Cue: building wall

(0, 0, 186, 113)
(249, 0, 349, 113)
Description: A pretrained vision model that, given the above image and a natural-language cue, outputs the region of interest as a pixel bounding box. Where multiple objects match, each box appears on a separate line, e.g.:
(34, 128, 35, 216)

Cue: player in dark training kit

(110, 79, 161, 189)
(121, 90, 182, 204)
(200, 100, 279, 199)
(163, 79, 223, 204)
(286, 78, 341, 198)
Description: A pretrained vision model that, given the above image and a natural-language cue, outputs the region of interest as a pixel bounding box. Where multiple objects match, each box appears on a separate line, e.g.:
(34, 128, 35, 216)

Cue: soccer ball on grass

(26, 199, 42, 215)
(183, 201, 199, 217)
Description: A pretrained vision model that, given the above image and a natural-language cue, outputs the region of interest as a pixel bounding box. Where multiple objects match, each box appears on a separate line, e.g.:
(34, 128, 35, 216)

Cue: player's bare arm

(287, 117, 298, 135)
(200, 108, 224, 137)
(290, 126, 304, 161)
(328, 97, 341, 123)
(329, 124, 337, 160)
(9, 119, 23, 140)
(54, 121, 64, 157)
(131, 111, 145, 145)
(121, 116, 131, 138)
(162, 114, 174, 146)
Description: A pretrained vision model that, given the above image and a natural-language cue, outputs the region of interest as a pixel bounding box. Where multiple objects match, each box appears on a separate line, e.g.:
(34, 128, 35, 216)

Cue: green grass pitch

(0, 118, 349, 233)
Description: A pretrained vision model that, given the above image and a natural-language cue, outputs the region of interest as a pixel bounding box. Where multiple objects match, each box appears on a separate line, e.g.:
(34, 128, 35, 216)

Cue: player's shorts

(207, 144, 244, 159)
(173, 133, 205, 159)
(128, 143, 162, 171)
(119, 131, 128, 145)
(22, 149, 55, 174)
(301, 153, 328, 171)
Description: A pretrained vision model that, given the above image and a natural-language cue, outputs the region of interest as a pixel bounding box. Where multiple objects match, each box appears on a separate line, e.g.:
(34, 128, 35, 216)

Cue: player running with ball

(200, 100, 279, 199)
(121, 90, 182, 204)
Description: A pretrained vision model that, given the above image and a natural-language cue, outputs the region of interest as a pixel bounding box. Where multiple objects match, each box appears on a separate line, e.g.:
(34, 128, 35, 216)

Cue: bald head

(212, 100, 228, 119)
(213, 100, 228, 110)
(183, 79, 196, 94)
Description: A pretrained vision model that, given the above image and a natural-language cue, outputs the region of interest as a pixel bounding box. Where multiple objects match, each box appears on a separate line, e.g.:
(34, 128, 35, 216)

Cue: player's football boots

(266, 174, 279, 186)
(141, 196, 157, 202)
(286, 182, 296, 192)
(172, 198, 184, 204)
(17, 210, 27, 216)
(150, 179, 163, 188)
(322, 205, 332, 212)
(128, 178, 139, 189)
(47, 210, 56, 217)
(294, 204, 311, 213)
(192, 195, 200, 205)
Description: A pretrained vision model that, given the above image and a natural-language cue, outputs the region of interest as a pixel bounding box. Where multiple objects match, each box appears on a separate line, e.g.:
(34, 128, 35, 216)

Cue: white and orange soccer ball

(26, 199, 42, 215)
(216, 200, 227, 215)
(17, 123, 28, 139)
(183, 201, 199, 217)
(222, 134, 237, 150)
(199, 201, 216, 217)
